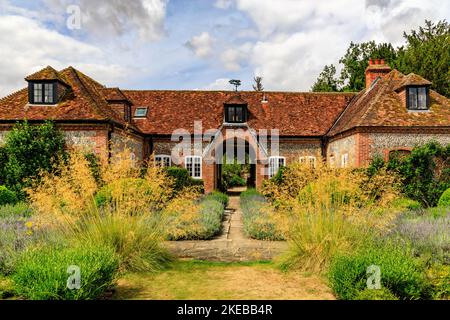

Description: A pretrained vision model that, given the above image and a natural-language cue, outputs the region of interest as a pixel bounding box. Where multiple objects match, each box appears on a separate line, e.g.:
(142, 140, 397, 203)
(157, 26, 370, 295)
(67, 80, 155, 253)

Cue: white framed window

(341, 153, 349, 168)
(155, 155, 171, 167)
(299, 156, 316, 168)
(268, 156, 286, 178)
(185, 156, 202, 179)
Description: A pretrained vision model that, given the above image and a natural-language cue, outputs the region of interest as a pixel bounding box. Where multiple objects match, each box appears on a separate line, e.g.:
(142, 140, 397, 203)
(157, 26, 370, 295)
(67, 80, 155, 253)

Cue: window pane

(135, 108, 148, 117)
(418, 87, 427, 110)
(44, 84, 53, 103)
(408, 88, 418, 110)
(235, 106, 243, 122)
(227, 107, 235, 122)
(34, 83, 42, 103)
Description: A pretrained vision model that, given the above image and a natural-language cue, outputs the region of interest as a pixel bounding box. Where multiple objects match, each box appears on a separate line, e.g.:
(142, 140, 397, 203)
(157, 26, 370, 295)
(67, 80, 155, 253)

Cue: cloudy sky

(0, 0, 448, 97)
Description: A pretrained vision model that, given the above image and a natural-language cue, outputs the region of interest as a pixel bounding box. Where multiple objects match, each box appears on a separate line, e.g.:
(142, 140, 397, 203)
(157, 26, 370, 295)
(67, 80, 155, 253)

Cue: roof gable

(328, 70, 450, 137)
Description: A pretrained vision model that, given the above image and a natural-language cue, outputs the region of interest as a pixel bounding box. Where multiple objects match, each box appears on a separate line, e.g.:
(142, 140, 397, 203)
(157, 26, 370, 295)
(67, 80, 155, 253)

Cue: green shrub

(438, 188, 450, 207)
(372, 142, 450, 207)
(13, 243, 119, 300)
(165, 166, 204, 192)
(240, 189, 285, 241)
(0, 121, 67, 197)
(0, 186, 18, 206)
(328, 242, 431, 300)
(204, 191, 229, 207)
(353, 288, 399, 300)
(166, 196, 225, 240)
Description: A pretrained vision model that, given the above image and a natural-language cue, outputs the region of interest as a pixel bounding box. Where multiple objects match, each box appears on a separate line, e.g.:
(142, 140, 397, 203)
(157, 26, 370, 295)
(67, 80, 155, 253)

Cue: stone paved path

(165, 190, 287, 262)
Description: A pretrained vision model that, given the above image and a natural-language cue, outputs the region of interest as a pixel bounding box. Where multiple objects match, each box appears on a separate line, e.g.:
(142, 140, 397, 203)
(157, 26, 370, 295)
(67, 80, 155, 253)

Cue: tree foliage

(0, 121, 67, 197)
(311, 64, 340, 92)
(312, 20, 450, 97)
(368, 142, 450, 207)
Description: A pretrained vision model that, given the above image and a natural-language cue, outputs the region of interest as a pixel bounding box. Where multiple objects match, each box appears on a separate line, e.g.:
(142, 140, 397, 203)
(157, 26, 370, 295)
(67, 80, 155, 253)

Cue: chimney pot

(369, 59, 373, 65)
(375, 58, 380, 64)
(380, 59, 385, 65)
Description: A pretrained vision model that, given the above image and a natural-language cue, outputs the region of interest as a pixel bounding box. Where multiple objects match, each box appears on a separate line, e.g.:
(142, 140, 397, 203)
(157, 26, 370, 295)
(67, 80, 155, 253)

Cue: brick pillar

(203, 161, 215, 194)
(255, 161, 266, 190)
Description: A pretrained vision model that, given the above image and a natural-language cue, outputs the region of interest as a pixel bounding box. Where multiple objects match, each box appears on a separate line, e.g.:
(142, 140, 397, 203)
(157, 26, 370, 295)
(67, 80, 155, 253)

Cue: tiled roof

(123, 90, 355, 135)
(25, 66, 69, 86)
(0, 66, 130, 128)
(2, 66, 448, 138)
(328, 70, 450, 137)
(101, 88, 130, 102)
(393, 73, 432, 92)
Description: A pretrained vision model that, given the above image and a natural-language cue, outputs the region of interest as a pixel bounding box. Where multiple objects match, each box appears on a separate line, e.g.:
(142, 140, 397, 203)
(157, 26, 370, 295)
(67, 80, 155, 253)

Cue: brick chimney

(365, 58, 391, 89)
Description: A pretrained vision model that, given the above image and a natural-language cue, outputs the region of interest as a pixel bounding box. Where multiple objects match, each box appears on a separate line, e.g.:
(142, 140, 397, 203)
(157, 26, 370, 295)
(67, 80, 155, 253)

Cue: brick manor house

(0, 59, 449, 193)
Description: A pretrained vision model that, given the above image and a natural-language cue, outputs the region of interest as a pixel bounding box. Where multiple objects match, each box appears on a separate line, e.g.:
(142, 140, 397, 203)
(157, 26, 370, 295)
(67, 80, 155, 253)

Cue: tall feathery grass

(262, 159, 402, 273)
(26, 146, 174, 273)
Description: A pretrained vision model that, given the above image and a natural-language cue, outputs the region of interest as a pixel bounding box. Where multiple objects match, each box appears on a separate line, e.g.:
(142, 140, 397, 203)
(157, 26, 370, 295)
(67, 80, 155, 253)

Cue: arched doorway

(215, 137, 257, 192)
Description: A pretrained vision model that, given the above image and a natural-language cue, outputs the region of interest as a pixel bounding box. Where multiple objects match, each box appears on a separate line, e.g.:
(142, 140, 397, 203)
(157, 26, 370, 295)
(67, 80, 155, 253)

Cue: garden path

(165, 188, 287, 262)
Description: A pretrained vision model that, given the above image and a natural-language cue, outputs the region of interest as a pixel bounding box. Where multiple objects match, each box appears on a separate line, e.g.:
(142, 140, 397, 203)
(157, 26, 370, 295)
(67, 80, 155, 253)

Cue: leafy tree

(311, 64, 340, 92)
(253, 76, 264, 91)
(338, 41, 398, 91)
(312, 20, 449, 97)
(0, 121, 67, 197)
(396, 20, 450, 97)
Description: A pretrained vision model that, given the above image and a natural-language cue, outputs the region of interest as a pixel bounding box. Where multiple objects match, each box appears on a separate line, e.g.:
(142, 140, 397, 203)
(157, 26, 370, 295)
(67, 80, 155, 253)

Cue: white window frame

(341, 153, 349, 168)
(268, 156, 286, 178)
(185, 156, 202, 179)
(155, 155, 171, 167)
(299, 156, 316, 168)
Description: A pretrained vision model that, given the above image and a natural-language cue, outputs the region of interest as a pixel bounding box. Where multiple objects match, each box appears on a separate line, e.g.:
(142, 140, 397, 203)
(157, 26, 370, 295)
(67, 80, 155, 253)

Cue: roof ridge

(68, 68, 109, 120)
(0, 87, 28, 102)
(121, 89, 357, 95)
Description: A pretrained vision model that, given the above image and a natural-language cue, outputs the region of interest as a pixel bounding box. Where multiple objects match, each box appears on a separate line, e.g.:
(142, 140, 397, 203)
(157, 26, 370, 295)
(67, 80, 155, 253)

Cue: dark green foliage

(438, 188, 450, 207)
(84, 153, 102, 185)
(165, 166, 204, 192)
(314, 56, 343, 92)
(328, 242, 431, 300)
(312, 20, 450, 97)
(221, 157, 248, 190)
(369, 142, 450, 207)
(311, 64, 340, 92)
(0, 121, 67, 197)
(0, 186, 18, 206)
(396, 20, 450, 97)
(339, 41, 398, 92)
(204, 191, 229, 208)
(13, 244, 119, 300)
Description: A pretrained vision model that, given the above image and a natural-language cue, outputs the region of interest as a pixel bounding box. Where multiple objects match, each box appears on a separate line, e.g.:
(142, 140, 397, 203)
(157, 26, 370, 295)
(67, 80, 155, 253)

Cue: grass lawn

(113, 260, 335, 300)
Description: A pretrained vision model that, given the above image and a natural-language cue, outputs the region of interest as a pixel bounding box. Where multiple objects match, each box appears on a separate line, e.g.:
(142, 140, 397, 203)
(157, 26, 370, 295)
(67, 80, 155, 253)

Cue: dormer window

(225, 104, 247, 123)
(407, 86, 429, 111)
(134, 107, 148, 118)
(29, 82, 56, 104)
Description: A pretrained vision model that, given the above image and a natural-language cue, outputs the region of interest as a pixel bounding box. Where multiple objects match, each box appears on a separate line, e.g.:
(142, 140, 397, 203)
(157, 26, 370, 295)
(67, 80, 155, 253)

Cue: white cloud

(185, 32, 215, 58)
(0, 15, 129, 97)
(215, 0, 234, 10)
(44, 0, 168, 41)
(220, 43, 252, 71)
(215, 0, 450, 91)
(201, 78, 231, 90)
